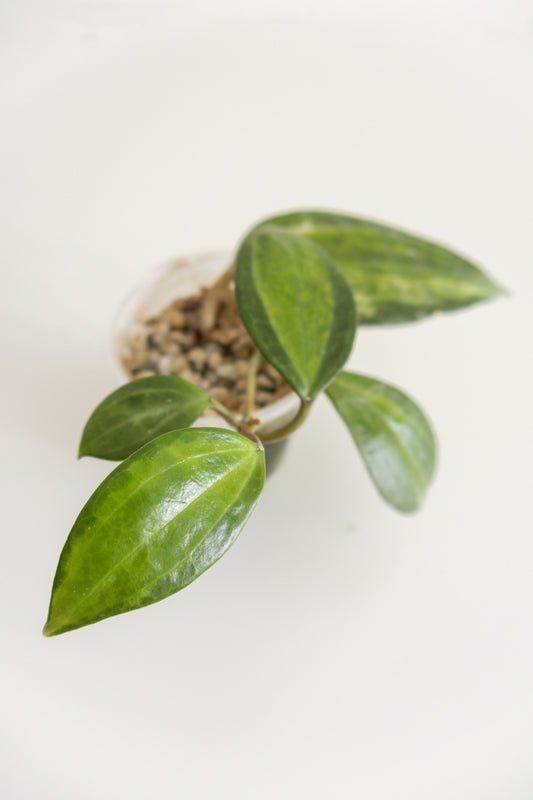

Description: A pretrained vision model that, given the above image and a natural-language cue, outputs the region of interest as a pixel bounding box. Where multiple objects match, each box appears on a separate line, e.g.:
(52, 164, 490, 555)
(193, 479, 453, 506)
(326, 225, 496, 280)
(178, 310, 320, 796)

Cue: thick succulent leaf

(235, 225, 357, 400)
(79, 376, 211, 460)
(44, 428, 265, 636)
(257, 210, 505, 324)
(326, 371, 436, 512)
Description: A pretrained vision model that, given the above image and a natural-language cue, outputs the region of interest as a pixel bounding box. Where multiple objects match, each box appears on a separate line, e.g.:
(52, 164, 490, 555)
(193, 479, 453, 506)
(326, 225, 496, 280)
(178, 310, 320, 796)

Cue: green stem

(212, 389, 311, 447)
(244, 350, 262, 419)
(210, 398, 241, 430)
(257, 397, 313, 444)
(209, 397, 263, 449)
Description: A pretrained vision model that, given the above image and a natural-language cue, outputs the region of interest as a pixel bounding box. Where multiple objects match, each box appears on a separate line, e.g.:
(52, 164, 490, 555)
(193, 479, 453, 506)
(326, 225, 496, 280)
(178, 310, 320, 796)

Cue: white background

(1, 1, 532, 798)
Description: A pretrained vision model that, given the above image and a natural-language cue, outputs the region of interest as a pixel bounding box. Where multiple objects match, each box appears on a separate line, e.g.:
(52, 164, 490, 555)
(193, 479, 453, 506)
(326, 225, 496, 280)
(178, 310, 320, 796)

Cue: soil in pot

(118, 265, 292, 417)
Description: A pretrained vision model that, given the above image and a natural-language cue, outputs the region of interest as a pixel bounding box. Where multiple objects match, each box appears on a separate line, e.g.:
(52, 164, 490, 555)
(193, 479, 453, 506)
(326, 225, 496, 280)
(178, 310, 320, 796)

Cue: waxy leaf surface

(44, 428, 265, 635)
(235, 225, 356, 400)
(326, 371, 436, 512)
(79, 376, 211, 460)
(259, 210, 505, 324)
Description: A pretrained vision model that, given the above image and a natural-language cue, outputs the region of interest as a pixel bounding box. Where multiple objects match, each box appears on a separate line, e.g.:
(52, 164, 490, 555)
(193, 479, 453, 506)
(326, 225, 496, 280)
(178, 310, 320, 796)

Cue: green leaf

(257, 210, 506, 324)
(44, 428, 265, 636)
(235, 225, 357, 400)
(79, 376, 211, 460)
(326, 371, 436, 512)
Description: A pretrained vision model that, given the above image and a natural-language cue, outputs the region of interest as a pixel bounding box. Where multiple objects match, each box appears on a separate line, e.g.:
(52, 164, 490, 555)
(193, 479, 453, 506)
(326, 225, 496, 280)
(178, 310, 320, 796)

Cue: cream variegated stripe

(257, 210, 505, 324)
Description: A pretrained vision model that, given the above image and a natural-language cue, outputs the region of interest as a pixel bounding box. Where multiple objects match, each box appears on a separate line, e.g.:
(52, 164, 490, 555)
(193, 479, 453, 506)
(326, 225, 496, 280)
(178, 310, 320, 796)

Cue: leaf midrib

(133, 454, 258, 599)
(250, 234, 307, 395)
(56, 451, 257, 622)
(74, 445, 247, 542)
(85, 399, 200, 450)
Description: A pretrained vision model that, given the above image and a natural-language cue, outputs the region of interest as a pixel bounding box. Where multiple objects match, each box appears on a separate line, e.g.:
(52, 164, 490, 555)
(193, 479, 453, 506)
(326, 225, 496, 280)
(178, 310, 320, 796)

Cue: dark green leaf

(235, 225, 357, 400)
(326, 371, 436, 512)
(79, 376, 211, 460)
(258, 210, 506, 324)
(44, 428, 265, 636)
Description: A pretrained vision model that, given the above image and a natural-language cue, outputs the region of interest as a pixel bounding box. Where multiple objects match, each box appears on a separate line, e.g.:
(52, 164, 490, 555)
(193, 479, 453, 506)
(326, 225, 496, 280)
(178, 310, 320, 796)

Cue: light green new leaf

(326, 371, 436, 512)
(258, 210, 505, 324)
(235, 225, 357, 400)
(79, 376, 211, 460)
(44, 428, 265, 636)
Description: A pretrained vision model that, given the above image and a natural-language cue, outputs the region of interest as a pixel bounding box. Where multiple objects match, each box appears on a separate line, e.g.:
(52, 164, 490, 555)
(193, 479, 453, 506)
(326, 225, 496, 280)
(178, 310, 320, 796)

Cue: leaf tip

(494, 282, 511, 299)
(42, 618, 57, 637)
(78, 430, 90, 459)
(478, 274, 510, 302)
(394, 497, 424, 514)
(42, 613, 75, 637)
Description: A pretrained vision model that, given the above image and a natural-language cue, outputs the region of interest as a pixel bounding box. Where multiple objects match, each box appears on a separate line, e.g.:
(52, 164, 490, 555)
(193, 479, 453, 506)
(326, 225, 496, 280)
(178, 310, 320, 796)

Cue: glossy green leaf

(257, 210, 505, 324)
(79, 376, 211, 460)
(44, 428, 265, 636)
(235, 225, 357, 400)
(326, 371, 436, 512)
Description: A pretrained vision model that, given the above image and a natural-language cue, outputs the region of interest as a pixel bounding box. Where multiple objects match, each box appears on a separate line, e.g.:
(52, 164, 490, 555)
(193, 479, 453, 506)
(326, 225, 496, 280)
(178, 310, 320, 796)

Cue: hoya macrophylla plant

(43, 210, 505, 636)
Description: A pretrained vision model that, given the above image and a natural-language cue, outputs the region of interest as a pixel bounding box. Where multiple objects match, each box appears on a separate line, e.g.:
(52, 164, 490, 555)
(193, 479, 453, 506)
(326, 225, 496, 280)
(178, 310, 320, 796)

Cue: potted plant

(43, 210, 505, 636)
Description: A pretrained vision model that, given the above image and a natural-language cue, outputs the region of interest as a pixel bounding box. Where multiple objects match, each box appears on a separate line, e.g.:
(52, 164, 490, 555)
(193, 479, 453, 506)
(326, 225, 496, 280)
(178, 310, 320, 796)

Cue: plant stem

(257, 396, 313, 443)
(212, 383, 312, 446)
(209, 398, 264, 450)
(210, 398, 242, 430)
(244, 350, 262, 419)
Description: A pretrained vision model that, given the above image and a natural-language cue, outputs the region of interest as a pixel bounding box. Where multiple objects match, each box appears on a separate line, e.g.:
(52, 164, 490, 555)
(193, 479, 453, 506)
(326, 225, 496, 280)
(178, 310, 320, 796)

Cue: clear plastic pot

(114, 252, 300, 473)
